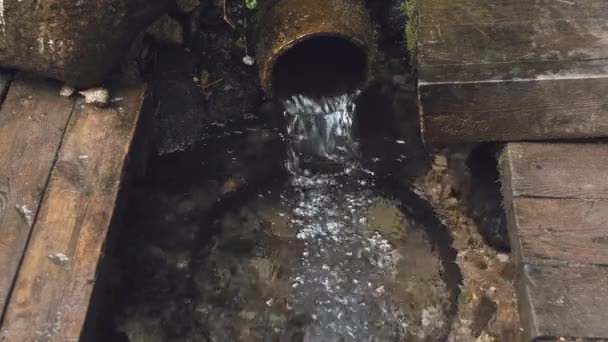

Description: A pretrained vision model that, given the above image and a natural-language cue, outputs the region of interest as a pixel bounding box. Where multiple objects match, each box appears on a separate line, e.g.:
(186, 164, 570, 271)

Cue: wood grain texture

(419, 19, 608, 65)
(419, 0, 608, 65)
(503, 143, 608, 199)
(0, 83, 147, 342)
(0, 75, 75, 316)
(419, 61, 608, 144)
(512, 197, 608, 265)
(518, 263, 608, 340)
(500, 142, 608, 340)
(419, 0, 607, 27)
(418, 0, 608, 143)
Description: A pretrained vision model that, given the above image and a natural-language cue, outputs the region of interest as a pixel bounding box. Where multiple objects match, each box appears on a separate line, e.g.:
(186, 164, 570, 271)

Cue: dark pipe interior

(272, 36, 367, 98)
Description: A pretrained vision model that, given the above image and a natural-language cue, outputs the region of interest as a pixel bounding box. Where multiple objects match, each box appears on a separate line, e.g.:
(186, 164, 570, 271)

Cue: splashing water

(282, 92, 414, 341)
(283, 92, 360, 173)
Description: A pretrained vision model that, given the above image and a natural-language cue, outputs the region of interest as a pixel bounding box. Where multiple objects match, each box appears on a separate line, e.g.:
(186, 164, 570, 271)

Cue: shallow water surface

(114, 91, 457, 342)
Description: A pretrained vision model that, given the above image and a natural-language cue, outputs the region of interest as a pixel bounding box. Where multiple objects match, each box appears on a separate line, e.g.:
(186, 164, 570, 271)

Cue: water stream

(113, 90, 455, 342)
(284, 92, 408, 340)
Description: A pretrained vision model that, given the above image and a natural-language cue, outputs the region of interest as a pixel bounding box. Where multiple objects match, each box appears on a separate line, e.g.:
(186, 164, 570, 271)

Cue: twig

(223, 0, 237, 30)
(201, 77, 225, 91)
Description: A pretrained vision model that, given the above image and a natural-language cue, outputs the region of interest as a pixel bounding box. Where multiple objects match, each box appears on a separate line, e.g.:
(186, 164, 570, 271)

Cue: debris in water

(243, 55, 255, 66)
(60, 84, 76, 97)
(48, 252, 70, 266)
(79, 88, 110, 107)
(15, 204, 34, 226)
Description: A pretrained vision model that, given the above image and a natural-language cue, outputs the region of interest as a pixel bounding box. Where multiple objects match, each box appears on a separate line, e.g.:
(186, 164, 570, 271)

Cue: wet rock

(59, 85, 76, 98)
(79, 88, 110, 107)
(0, 0, 170, 87)
(146, 15, 184, 45)
(496, 253, 509, 263)
(176, 0, 200, 14)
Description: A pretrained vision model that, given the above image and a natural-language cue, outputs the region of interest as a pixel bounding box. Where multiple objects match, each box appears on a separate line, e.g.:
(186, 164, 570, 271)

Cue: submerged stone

(146, 15, 184, 46)
(0, 0, 170, 87)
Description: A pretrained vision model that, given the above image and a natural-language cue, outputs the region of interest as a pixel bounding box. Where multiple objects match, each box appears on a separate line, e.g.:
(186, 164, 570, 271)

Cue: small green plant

(403, 0, 418, 66)
(245, 0, 257, 10)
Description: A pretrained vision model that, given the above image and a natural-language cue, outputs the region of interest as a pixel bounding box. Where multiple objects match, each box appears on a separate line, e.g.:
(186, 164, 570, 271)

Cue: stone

(176, 0, 200, 14)
(496, 253, 510, 263)
(0, 0, 171, 87)
(146, 15, 184, 45)
(79, 88, 110, 107)
(59, 85, 76, 98)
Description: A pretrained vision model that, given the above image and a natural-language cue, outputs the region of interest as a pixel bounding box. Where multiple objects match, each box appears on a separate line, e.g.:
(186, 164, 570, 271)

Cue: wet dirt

(412, 148, 520, 342)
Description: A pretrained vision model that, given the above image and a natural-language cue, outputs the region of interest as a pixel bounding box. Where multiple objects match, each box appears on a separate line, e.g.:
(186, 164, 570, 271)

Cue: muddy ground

(98, 0, 520, 341)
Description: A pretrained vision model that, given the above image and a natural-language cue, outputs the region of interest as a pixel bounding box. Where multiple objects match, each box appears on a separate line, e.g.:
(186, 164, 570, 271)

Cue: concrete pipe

(256, 0, 376, 96)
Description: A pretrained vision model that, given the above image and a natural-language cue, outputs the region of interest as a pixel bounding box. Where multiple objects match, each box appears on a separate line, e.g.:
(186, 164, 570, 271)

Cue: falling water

(282, 92, 423, 341)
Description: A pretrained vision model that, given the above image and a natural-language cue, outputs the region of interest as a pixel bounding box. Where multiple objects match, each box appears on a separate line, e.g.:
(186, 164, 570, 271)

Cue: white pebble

(243, 55, 255, 66)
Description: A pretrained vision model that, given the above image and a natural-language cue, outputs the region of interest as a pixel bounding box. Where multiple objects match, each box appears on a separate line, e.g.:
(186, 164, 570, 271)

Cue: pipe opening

(272, 36, 368, 97)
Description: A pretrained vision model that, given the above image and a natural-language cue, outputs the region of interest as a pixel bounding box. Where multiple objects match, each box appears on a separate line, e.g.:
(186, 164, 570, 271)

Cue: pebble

(243, 55, 255, 66)
(496, 253, 510, 263)
(59, 84, 76, 97)
(48, 252, 70, 266)
(79, 87, 110, 107)
(433, 154, 449, 168)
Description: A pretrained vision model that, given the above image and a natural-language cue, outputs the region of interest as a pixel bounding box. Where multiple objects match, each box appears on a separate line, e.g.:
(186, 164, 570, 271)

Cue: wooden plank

(418, 59, 608, 87)
(419, 0, 607, 27)
(418, 0, 608, 65)
(419, 67, 608, 144)
(502, 143, 608, 199)
(500, 142, 608, 340)
(419, 18, 608, 65)
(512, 197, 608, 266)
(0, 83, 147, 342)
(518, 263, 608, 340)
(0, 75, 75, 315)
(418, 0, 608, 143)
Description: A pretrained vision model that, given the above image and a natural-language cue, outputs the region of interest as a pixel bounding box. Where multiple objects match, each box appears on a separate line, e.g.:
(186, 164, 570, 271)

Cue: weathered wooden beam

(501, 142, 608, 340)
(0, 82, 148, 341)
(501, 142, 608, 199)
(420, 64, 608, 144)
(419, 0, 608, 27)
(518, 263, 608, 341)
(418, 0, 608, 144)
(0, 75, 75, 316)
(511, 197, 608, 266)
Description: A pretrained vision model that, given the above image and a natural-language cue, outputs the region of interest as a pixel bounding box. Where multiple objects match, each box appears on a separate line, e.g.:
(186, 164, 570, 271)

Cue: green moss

(403, 0, 418, 66)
